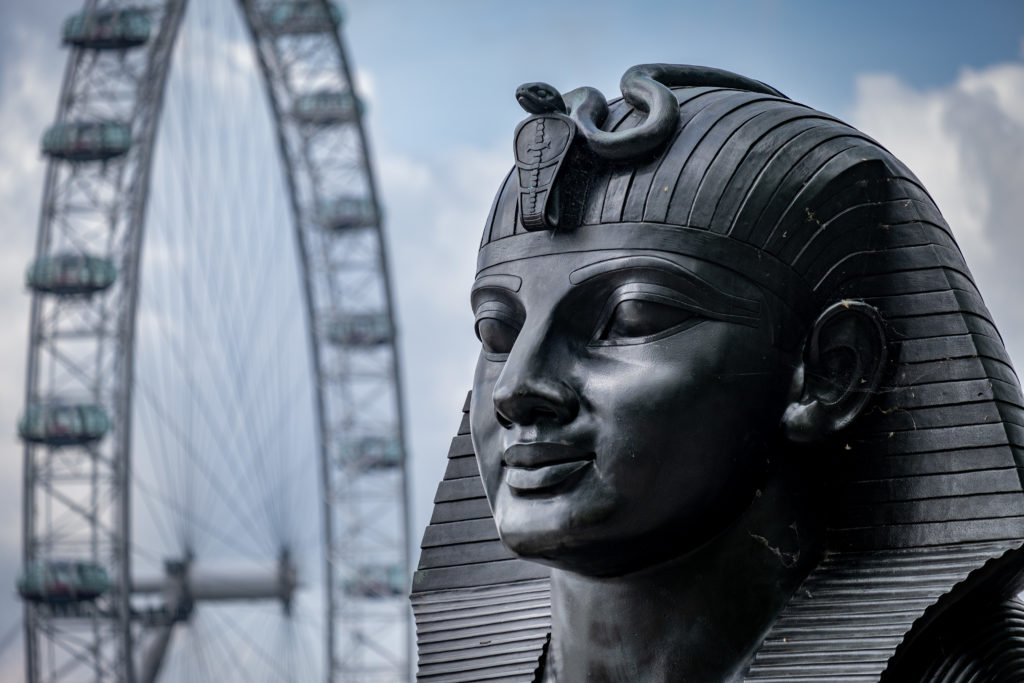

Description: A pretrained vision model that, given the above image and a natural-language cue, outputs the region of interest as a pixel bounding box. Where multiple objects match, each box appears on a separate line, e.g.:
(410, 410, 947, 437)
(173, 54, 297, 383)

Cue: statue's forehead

(481, 223, 761, 272)
(478, 224, 807, 302)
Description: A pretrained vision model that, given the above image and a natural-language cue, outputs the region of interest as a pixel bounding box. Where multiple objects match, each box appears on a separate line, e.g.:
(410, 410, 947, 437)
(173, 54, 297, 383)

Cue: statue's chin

(494, 512, 736, 578)
(489, 470, 767, 577)
(493, 513, 626, 576)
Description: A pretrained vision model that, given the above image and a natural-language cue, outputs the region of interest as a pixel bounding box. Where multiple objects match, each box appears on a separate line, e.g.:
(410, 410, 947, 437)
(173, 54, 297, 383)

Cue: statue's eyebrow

(570, 255, 701, 285)
(471, 273, 522, 295)
(471, 273, 523, 312)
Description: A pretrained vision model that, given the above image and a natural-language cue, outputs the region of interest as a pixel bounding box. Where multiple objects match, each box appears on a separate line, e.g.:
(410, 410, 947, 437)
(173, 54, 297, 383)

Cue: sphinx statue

(411, 64, 1024, 681)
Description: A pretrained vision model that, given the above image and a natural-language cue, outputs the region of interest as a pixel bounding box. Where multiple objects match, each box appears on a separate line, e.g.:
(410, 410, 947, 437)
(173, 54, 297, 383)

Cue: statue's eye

(599, 299, 696, 341)
(476, 317, 519, 356)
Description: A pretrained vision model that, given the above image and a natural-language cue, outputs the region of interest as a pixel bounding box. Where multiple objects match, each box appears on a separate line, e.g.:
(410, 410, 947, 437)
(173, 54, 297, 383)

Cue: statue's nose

(493, 377, 579, 428)
(492, 338, 579, 428)
(485, 313, 577, 430)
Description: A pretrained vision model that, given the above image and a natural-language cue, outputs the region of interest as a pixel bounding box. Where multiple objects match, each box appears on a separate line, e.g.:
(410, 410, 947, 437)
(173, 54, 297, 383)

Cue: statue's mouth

(502, 443, 594, 493)
(504, 460, 592, 493)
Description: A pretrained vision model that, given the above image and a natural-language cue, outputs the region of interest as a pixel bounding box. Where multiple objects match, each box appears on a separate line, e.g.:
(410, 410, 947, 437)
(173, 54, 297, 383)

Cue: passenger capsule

(317, 196, 377, 231)
(341, 435, 402, 470)
(42, 121, 132, 162)
(263, 1, 343, 34)
(343, 564, 405, 599)
(17, 560, 111, 603)
(19, 402, 111, 446)
(26, 253, 116, 295)
(62, 8, 151, 50)
(293, 89, 362, 124)
(327, 313, 391, 347)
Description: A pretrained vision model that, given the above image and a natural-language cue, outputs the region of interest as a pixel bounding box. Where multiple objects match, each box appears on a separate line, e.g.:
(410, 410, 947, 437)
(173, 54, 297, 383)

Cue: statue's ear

(782, 300, 887, 443)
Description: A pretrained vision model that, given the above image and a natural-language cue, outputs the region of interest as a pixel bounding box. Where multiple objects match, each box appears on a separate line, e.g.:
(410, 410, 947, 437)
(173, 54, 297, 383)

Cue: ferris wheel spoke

(138, 338, 280, 550)
(190, 615, 244, 682)
(135, 336, 194, 525)
(188, 619, 226, 683)
(281, 613, 318, 683)
(189, 615, 233, 680)
(132, 474, 265, 563)
(136, 282, 288, 540)
(128, 470, 179, 560)
(136, 397, 272, 565)
(217, 436, 315, 561)
(146, 320, 294, 551)
(212, 352, 309, 528)
(209, 607, 295, 681)
(169, 47, 272, 384)
(141, 231, 298, 535)
(134, 403, 198, 553)
(136, 383, 276, 556)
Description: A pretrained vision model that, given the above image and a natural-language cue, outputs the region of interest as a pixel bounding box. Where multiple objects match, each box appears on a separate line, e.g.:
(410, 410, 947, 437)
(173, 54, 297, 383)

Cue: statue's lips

(503, 443, 594, 493)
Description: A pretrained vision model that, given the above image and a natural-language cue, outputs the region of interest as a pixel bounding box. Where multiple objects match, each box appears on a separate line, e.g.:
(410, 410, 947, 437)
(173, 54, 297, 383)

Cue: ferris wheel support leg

(139, 625, 175, 683)
(138, 558, 189, 683)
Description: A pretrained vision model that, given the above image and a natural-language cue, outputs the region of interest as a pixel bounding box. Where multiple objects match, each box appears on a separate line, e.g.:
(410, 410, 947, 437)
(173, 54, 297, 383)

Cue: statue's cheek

(470, 354, 506, 497)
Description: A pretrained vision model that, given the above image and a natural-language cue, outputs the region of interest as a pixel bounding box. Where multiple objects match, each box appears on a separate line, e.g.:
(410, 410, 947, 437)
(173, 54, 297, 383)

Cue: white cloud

(354, 67, 376, 108)
(378, 142, 510, 537)
(852, 59, 1024, 366)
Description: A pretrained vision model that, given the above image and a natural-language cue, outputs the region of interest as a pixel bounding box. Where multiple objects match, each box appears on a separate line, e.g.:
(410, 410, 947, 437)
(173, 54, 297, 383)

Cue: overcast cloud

(852, 58, 1024, 365)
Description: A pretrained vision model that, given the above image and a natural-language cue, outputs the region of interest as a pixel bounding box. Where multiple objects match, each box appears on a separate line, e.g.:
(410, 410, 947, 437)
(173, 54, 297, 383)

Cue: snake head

(515, 82, 567, 115)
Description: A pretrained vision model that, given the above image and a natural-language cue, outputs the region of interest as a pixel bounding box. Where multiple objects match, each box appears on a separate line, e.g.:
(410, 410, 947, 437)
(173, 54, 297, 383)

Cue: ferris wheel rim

(19, 1, 412, 681)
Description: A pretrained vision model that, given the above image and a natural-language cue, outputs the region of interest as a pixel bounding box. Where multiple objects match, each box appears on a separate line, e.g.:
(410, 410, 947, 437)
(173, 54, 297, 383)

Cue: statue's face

(470, 236, 799, 575)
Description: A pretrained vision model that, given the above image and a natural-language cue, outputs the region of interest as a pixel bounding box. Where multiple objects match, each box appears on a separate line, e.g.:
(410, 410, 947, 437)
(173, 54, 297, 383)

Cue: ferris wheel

(18, 1, 411, 681)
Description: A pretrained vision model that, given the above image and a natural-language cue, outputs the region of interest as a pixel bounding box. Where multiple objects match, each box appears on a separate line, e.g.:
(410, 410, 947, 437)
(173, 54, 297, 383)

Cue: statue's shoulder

(881, 543, 1024, 681)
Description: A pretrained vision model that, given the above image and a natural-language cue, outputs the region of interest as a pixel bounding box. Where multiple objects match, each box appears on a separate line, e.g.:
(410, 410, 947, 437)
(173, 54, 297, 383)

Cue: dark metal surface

(881, 544, 1024, 681)
(412, 64, 1024, 680)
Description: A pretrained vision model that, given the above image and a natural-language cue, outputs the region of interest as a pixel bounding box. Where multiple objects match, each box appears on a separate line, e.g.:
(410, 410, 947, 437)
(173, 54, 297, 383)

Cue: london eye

(19, 1, 411, 680)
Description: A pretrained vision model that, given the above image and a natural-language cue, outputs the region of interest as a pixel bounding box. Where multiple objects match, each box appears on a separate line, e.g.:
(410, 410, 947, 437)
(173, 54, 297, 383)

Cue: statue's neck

(541, 469, 822, 682)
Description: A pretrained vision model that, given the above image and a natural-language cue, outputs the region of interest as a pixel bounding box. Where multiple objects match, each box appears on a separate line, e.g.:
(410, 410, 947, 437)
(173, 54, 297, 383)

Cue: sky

(0, 0, 1023, 680)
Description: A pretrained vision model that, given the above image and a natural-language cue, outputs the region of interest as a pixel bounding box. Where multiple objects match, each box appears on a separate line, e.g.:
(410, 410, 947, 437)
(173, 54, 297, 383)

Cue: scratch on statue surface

(748, 527, 800, 568)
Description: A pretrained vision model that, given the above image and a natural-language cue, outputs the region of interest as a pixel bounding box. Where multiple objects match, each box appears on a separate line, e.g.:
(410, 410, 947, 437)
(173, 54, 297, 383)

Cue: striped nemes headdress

(414, 64, 1024, 681)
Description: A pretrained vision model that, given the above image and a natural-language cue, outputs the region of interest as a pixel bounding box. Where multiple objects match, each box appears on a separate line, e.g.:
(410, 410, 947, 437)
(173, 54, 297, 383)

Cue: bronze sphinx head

(413, 64, 1024, 681)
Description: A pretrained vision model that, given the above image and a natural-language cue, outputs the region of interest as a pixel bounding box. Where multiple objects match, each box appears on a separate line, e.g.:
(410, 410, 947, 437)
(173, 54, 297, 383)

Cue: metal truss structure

(20, 1, 411, 680)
